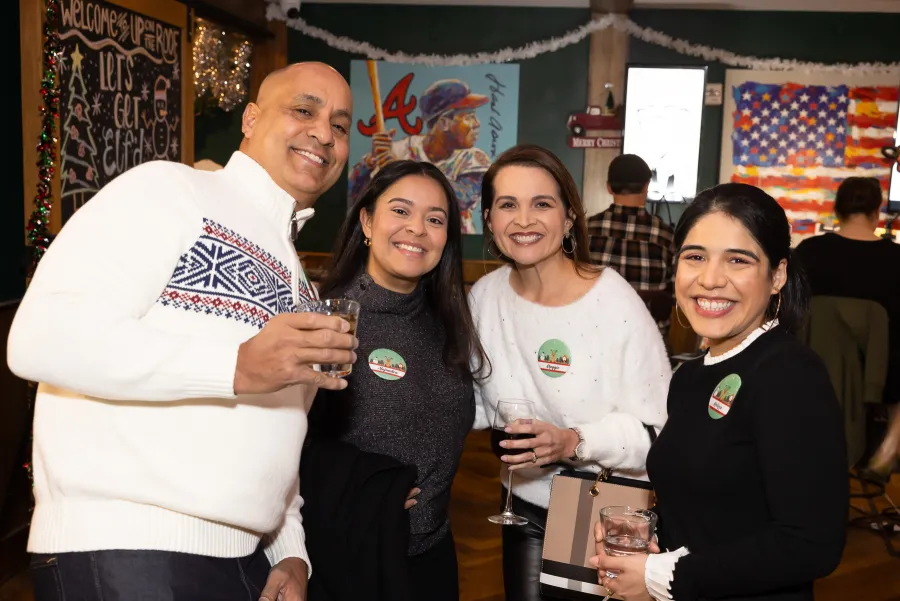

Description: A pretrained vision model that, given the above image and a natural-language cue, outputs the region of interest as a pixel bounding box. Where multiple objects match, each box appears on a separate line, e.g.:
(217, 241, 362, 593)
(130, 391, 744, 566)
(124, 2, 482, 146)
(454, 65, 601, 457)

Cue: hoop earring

(364, 236, 372, 247)
(486, 235, 503, 259)
(675, 304, 689, 329)
(771, 292, 782, 322)
(562, 232, 577, 255)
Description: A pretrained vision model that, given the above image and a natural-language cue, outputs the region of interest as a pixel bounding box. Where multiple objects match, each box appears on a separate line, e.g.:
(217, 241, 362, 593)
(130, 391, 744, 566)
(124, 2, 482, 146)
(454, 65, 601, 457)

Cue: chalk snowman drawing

(142, 75, 180, 159)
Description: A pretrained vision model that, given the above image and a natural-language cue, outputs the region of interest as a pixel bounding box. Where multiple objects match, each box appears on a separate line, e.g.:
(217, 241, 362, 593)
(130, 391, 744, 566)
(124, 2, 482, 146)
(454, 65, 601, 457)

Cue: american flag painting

(727, 81, 898, 237)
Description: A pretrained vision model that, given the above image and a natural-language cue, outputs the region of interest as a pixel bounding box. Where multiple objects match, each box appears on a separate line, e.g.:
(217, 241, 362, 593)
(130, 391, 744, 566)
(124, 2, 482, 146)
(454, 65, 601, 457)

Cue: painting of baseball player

(348, 60, 520, 235)
(350, 79, 490, 233)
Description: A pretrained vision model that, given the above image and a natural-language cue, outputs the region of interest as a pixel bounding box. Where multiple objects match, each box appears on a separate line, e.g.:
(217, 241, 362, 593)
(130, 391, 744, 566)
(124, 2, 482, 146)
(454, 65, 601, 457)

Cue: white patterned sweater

(8, 152, 318, 569)
(469, 265, 671, 509)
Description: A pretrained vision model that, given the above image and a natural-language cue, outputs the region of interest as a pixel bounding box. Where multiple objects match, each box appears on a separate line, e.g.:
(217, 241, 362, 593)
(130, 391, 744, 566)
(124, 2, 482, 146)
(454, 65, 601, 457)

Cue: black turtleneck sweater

(308, 272, 475, 556)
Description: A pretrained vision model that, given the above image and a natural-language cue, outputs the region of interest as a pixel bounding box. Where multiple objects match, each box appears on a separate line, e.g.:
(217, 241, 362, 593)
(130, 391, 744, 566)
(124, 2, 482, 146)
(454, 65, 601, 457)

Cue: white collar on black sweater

(703, 319, 779, 366)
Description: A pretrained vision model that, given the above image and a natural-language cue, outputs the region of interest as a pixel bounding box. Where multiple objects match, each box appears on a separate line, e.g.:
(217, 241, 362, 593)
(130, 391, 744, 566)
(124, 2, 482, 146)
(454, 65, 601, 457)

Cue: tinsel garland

(266, 5, 900, 74)
(23, 0, 62, 499)
(26, 0, 61, 277)
(193, 17, 253, 113)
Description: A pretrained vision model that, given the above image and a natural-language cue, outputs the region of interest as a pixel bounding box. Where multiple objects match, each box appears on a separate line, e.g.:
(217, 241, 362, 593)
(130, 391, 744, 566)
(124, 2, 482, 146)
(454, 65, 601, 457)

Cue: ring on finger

(531, 450, 538, 463)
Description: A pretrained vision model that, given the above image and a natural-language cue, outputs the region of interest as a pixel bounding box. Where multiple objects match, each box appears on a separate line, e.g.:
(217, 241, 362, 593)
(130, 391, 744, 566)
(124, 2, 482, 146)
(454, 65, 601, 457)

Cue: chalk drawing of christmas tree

(61, 44, 101, 215)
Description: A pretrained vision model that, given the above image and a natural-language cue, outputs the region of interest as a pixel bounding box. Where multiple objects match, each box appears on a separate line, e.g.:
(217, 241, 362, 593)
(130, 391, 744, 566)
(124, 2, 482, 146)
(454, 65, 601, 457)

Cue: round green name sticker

(537, 339, 572, 378)
(368, 348, 407, 381)
(709, 373, 742, 419)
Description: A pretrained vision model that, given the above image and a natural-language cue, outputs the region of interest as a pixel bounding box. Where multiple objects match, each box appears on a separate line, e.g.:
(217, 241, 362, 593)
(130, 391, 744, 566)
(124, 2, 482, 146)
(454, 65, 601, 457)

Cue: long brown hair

(481, 143, 598, 276)
(320, 160, 489, 381)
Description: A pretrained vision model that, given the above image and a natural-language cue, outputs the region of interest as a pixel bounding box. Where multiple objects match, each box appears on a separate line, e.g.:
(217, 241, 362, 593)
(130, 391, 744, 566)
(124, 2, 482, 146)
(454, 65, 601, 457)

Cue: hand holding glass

(488, 399, 536, 526)
(298, 298, 360, 377)
(598, 506, 657, 600)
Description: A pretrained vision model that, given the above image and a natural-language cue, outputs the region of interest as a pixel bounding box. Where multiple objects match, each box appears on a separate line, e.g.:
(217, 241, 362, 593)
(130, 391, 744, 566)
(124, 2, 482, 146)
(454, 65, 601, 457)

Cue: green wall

(286, 4, 591, 258)
(194, 106, 245, 168)
(194, 7, 900, 247)
(627, 9, 900, 225)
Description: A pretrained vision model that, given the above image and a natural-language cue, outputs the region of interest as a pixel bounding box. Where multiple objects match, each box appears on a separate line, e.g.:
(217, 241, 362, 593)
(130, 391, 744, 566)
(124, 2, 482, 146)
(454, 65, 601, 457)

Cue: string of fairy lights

(192, 17, 254, 114)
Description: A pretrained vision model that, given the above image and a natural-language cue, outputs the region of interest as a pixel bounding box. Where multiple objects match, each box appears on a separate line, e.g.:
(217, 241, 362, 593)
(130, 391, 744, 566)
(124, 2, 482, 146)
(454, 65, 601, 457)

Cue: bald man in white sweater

(8, 63, 356, 601)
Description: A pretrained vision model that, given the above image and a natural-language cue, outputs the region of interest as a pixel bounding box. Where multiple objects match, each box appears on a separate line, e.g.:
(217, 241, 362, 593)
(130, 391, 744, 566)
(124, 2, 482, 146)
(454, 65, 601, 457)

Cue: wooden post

(249, 20, 288, 103)
(20, 0, 58, 239)
(582, 0, 632, 217)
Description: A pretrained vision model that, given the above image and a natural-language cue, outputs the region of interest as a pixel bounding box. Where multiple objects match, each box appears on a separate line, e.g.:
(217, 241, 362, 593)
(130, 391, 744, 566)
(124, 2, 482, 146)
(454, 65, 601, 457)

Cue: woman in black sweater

(307, 160, 488, 600)
(593, 183, 848, 601)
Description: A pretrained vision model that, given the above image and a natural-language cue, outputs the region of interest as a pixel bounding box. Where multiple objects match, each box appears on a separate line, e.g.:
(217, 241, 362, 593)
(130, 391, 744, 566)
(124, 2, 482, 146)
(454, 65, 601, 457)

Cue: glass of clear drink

(299, 298, 360, 377)
(599, 505, 657, 584)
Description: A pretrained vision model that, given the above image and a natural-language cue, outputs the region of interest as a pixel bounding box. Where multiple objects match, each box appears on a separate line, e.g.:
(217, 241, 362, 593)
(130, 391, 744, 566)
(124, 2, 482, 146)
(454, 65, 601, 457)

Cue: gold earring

(486, 234, 503, 259)
(772, 292, 782, 321)
(364, 236, 372, 247)
(675, 304, 689, 329)
(561, 232, 577, 255)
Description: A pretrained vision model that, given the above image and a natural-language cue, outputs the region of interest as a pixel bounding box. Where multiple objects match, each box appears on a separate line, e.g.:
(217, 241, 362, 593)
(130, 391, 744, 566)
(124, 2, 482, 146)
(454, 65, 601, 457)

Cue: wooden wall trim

(297, 251, 505, 286)
(296, 251, 696, 353)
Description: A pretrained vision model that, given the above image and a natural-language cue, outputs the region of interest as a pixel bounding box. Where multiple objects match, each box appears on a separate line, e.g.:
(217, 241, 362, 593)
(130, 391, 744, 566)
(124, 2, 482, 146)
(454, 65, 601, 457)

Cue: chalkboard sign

(58, 0, 183, 224)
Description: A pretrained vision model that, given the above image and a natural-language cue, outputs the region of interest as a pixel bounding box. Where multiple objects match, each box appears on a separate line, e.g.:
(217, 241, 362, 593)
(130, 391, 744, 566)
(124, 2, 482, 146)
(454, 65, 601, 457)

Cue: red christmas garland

(27, 0, 61, 277)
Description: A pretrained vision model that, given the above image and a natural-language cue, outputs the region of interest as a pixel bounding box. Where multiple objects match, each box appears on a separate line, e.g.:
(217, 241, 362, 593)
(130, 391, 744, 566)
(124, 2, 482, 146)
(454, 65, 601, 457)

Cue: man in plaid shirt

(587, 154, 675, 345)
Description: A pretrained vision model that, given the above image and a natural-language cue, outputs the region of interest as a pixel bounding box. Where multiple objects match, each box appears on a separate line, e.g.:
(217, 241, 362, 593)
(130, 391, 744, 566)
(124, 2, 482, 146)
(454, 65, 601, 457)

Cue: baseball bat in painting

(366, 59, 386, 133)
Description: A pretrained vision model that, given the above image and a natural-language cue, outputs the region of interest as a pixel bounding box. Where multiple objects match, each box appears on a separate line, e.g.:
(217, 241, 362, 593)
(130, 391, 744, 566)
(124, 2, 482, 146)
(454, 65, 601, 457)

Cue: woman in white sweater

(469, 144, 671, 601)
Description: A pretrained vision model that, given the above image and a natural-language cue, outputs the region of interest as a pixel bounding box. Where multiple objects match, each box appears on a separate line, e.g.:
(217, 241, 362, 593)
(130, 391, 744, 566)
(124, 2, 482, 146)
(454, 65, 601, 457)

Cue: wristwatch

(568, 427, 585, 461)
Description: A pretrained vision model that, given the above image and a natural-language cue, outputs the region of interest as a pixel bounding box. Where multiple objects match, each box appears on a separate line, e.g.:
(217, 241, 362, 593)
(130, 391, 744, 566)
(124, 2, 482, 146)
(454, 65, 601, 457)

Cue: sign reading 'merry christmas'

(58, 0, 182, 224)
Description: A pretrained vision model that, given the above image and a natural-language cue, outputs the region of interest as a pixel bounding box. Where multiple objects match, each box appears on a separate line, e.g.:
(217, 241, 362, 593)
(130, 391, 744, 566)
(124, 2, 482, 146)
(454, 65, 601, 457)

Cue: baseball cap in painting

(420, 79, 488, 128)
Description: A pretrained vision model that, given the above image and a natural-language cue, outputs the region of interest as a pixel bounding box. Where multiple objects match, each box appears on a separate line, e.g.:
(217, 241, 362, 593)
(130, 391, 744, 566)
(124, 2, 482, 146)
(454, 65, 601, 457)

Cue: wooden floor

(2, 429, 899, 601)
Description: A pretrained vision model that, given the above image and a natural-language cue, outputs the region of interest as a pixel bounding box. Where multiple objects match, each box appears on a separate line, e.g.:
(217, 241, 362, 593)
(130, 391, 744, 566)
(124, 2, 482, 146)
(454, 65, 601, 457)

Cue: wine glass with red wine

(488, 399, 536, 526)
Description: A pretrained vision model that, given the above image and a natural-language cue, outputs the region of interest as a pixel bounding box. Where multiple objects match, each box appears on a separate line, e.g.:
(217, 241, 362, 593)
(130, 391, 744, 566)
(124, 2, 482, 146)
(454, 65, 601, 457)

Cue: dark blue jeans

(30, 544, 271, 601)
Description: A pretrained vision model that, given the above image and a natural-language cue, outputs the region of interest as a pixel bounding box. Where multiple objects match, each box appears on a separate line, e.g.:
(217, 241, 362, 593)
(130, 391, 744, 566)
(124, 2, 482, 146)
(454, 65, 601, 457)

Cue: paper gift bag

(540, 470, 654, 600)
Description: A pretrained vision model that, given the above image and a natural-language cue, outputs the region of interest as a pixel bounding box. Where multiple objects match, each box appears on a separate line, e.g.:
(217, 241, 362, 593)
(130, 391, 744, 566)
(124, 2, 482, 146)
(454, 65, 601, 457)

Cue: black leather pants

(500, 488, 553, 601)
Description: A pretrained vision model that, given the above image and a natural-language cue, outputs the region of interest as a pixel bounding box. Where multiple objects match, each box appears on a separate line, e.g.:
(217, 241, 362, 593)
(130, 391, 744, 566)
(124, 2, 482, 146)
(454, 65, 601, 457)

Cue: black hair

(833, 177, 883, 220)
(609, 181, 649, 195)
(673, 182, 808, 333)
(607, 153, 652, 195)
(319, 160, 489, 381)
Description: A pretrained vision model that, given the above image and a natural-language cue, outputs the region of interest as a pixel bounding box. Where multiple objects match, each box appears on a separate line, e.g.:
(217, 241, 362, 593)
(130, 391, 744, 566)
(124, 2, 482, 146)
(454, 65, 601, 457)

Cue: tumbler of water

(298, 298, 360, 377)
(599, 506, 657, 582)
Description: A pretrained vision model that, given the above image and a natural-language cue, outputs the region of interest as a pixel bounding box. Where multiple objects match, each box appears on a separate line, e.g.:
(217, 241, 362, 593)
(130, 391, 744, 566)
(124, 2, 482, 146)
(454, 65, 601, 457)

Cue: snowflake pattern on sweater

(157, 218, 314, 328)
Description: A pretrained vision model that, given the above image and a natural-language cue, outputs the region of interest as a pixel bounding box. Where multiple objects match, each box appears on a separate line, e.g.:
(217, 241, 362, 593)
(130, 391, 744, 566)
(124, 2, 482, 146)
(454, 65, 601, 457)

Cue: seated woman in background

(794, 176, 900, 404)
(308, 160, 489, 600)
(469, 144, 670, 601)
(594, 183, 848, 601)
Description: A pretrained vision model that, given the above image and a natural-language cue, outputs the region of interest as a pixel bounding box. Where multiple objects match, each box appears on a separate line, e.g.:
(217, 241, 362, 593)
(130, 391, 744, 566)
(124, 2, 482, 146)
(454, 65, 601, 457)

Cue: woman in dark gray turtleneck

(308, 160, 489, 600)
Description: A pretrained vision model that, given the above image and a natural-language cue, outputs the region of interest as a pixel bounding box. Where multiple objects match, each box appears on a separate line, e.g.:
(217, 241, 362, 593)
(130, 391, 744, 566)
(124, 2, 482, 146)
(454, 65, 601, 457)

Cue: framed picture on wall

(622, 65, 707, 203)
(719, 68, 899, 244)
(347, 60, 520, 235)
